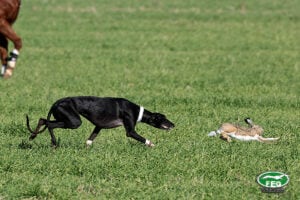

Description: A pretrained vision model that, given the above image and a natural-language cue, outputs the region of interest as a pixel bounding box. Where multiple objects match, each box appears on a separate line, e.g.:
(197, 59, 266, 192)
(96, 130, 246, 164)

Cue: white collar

(137, 106, 144, 122)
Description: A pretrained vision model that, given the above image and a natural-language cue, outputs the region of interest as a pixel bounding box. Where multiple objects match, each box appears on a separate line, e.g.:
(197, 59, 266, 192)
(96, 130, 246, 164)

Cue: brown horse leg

(0, 19, 22, 78)
(0, 34, 8, 75)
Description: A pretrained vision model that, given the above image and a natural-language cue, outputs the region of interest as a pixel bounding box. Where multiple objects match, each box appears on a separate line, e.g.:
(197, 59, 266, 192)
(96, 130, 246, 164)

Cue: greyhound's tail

(26, 107, 54, 140)
(257, 136, 280, 143)
(26, 115, 34, 134)
(26, 115, 48, 134)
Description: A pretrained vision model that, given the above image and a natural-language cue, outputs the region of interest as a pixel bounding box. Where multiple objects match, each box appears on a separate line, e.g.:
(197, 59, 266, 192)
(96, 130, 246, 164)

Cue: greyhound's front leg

(127, 130, 155, 147)
(125, 125, 155, 147)
(123, 117, 154, 147)
(86, 126, 101, 146)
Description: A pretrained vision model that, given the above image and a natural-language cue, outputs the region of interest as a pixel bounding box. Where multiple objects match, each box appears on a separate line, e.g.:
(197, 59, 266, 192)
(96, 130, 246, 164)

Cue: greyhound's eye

(152, 117, 158, 122)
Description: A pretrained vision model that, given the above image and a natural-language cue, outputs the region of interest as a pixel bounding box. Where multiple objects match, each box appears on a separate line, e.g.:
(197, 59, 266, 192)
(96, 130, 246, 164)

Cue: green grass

(0, 0, 299, 199)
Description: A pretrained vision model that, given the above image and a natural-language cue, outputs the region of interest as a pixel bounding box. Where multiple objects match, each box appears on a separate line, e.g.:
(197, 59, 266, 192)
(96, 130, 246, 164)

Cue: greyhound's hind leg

(47, 106, 82, 146)
(48, 128, 57, 146)
(28, 118, 47, 140)
(46, 121, 65, 146)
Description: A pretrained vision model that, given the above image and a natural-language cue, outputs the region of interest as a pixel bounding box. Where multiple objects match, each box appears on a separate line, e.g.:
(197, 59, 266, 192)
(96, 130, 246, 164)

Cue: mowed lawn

(0, 0, 299, 199)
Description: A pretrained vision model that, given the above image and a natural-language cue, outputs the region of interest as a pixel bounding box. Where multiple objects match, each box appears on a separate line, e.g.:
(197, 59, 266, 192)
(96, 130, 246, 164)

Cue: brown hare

(208, 118, 279, 143)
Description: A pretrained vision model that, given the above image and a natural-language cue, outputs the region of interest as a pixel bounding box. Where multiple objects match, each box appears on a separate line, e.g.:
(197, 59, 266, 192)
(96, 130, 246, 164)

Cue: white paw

(145, 139, 155, 147)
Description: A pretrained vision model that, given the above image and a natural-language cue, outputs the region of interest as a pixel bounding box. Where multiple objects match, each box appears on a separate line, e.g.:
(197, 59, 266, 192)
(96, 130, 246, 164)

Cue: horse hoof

(3, 68, 13, 79)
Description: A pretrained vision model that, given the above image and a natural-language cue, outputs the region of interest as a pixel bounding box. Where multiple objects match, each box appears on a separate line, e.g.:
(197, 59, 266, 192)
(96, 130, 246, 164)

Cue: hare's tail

(208, 130, 221, 137)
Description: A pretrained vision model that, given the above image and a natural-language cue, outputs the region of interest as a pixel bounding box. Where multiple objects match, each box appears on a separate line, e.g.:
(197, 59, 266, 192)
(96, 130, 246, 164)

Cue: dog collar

(137, 106, 144, 122)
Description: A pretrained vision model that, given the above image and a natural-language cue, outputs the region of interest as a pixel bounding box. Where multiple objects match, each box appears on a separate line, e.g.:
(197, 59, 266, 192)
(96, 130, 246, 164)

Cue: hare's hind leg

(220, 133, 232, 142)
(258, 136, 279, 143)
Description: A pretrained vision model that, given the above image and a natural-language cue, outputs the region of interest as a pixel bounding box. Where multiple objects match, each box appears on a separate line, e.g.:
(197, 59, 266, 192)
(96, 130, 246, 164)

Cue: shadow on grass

(18, 139, 32, 149)
(18, 138, 62, 150)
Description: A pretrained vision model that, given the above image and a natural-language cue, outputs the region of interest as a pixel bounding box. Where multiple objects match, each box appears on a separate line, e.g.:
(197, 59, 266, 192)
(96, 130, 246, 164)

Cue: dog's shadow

(18, 138, 62, 150)
(18, 139, 33, 149)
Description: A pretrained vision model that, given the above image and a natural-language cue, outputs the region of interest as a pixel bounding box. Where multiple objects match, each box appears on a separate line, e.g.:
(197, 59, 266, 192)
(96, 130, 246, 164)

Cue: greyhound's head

(148, 113, 175, 130)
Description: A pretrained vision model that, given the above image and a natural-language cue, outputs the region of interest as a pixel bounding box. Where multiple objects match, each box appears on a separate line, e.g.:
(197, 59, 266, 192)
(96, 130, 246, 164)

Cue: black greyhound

(26, 96, 175, 147)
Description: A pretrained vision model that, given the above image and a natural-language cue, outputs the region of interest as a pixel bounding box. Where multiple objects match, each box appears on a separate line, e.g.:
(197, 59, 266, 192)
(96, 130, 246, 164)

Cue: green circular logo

(257, 171, 289, 188)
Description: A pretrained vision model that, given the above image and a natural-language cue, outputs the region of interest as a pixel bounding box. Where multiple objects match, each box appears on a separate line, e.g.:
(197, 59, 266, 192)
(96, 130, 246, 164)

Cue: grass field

(0, 0, 299, 199)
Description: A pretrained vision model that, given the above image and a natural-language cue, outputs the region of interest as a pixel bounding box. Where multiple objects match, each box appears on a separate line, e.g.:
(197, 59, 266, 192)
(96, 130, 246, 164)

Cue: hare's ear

(244, 118, 253, 126)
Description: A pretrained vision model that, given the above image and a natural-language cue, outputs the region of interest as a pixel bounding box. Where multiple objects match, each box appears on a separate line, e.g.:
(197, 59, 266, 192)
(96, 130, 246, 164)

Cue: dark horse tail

(26, 108, 54, 137)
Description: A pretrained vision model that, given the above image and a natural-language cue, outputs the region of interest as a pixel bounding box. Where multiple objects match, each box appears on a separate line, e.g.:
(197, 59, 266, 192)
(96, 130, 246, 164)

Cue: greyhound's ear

(154, 113, 166, 118)
(148, 113, 163, 123)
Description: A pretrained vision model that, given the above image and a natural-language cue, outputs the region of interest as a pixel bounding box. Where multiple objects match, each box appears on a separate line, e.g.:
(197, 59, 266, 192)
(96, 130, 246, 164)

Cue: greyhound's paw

(149, 143, 155, 147)
(86, 140, 93, 146)
(29, 134, 37, 140)
(145, 139, 155, 147)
